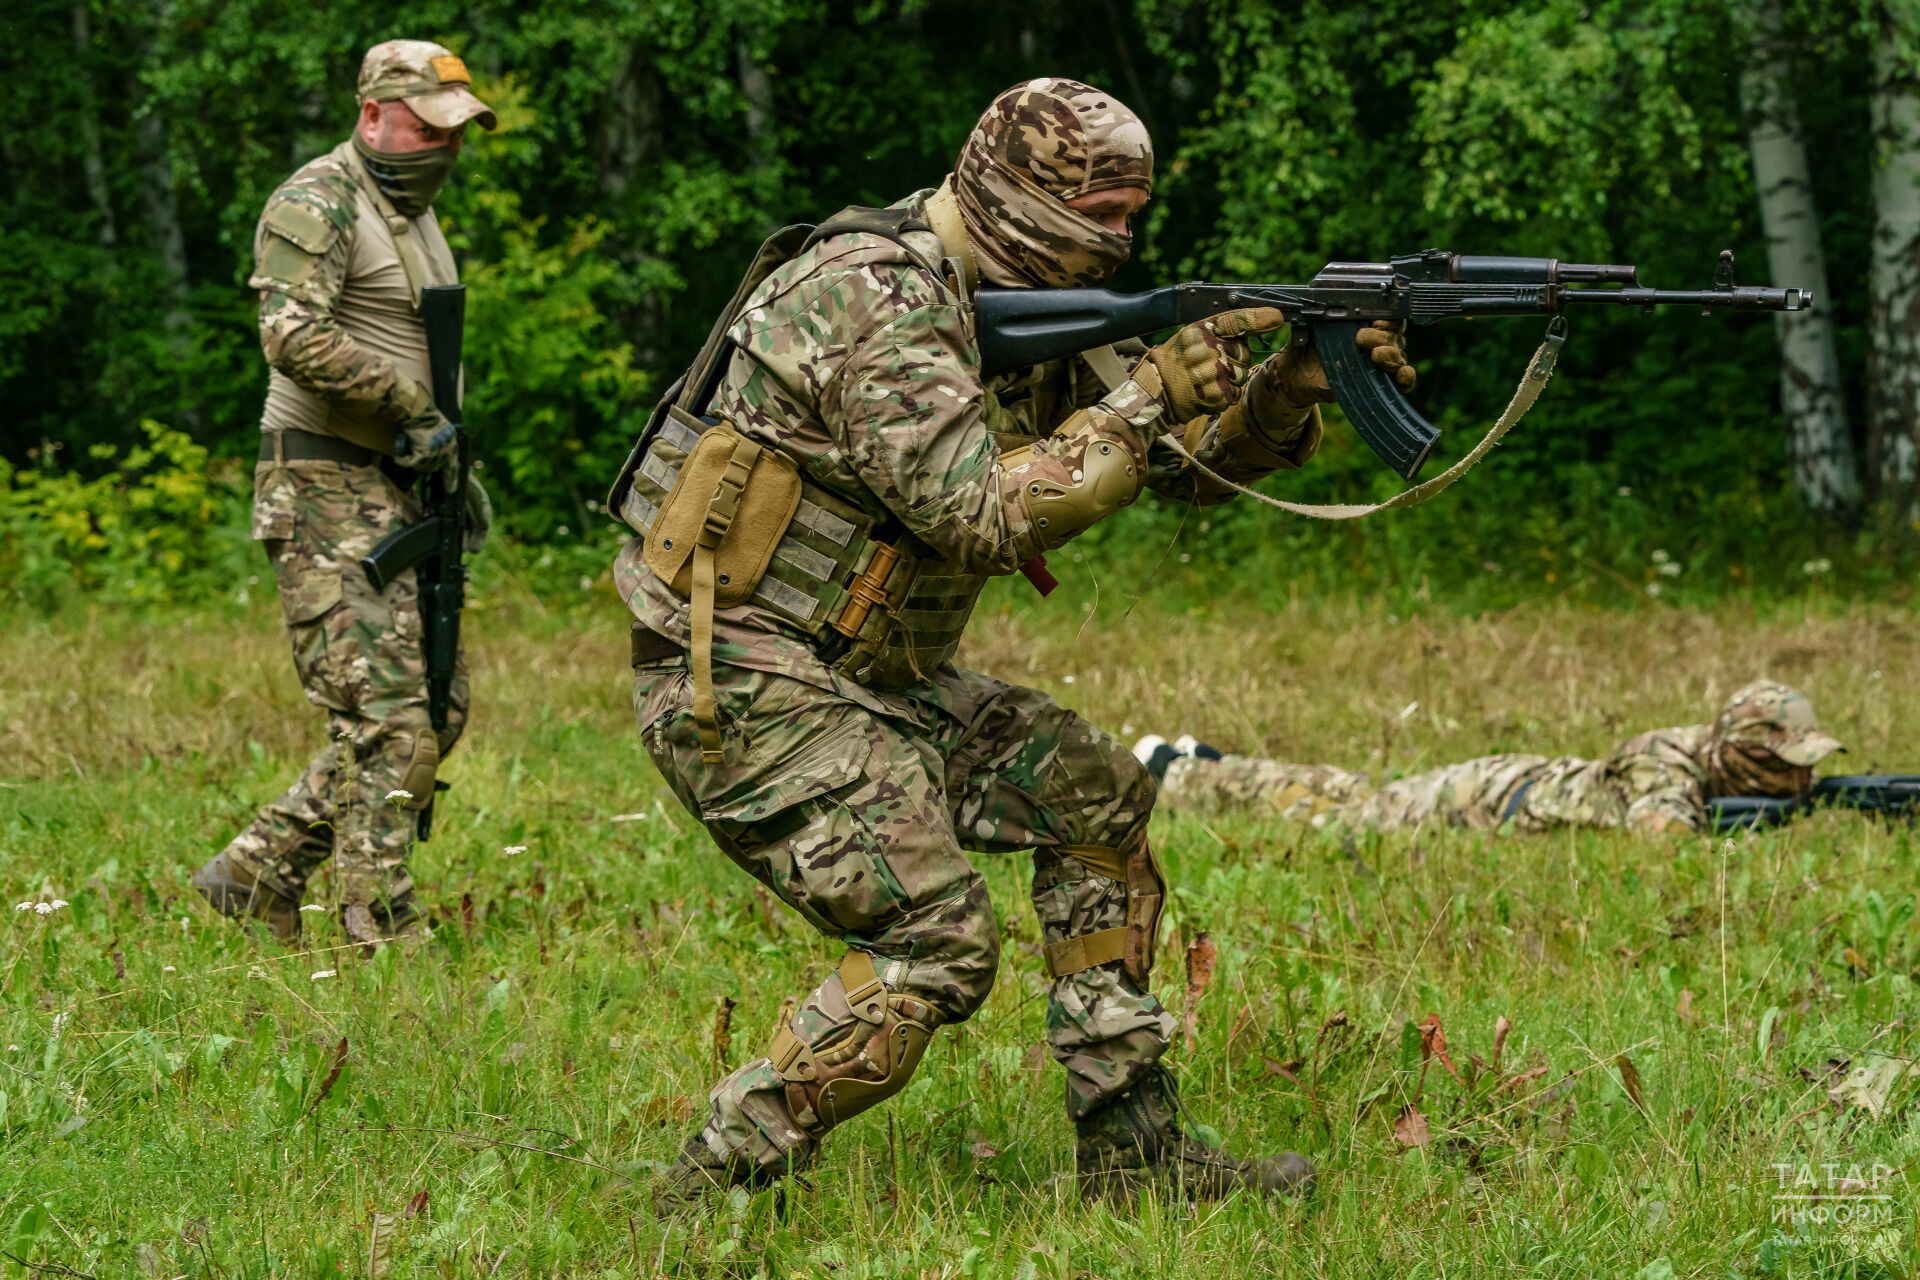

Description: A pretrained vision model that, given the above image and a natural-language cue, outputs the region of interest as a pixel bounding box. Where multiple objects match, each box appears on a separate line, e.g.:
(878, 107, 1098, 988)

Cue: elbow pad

(998, 410, 1147, 559)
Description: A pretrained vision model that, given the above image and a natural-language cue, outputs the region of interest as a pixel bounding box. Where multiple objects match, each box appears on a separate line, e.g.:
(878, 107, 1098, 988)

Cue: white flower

(1061, 675, 1076, 685)
(578, 576, 593, 591)
(1617, 485, 1631, 497)
(5, 1045, 15, 1052)
(385, 789, 413, 801)
(1657, 561, 1681, 577)
(503, 845, 528, 855)
(162, 966, 176, 973)
(235, 588, 250, 606)
(34, 903, 51, 916)
(1645, 582, 1663, 598)
(311, 970, 337, 981)
(1650, 549, 1669, 563)
(299, 904, 326, 913)
(13, 903, 31, 912)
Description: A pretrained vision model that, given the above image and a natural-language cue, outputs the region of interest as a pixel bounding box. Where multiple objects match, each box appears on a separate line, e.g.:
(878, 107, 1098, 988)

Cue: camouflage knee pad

(765, 951, 943, 1141)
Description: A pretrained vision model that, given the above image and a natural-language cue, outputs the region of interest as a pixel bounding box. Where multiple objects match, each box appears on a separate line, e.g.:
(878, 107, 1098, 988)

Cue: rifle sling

(1160, 318, 1567, 521)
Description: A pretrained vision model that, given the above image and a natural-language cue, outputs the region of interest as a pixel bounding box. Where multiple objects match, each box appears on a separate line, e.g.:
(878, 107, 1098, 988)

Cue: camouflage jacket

(249, 139, 457, 454)
(1511, 724, 1717, 834)
(615, 188, 1318, 703)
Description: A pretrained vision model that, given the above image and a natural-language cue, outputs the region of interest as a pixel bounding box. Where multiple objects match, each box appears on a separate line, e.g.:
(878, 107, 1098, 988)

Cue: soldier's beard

(352, 136, 458, 217)
(1708, 739, 1809, 799)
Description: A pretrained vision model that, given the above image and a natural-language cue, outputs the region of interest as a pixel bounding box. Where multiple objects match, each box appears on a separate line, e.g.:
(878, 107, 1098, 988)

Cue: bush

(0, 421, 253, 611)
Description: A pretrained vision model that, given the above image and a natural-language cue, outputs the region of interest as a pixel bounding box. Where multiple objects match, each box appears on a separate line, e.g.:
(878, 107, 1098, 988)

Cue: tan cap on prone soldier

(357, 39, 497, 132)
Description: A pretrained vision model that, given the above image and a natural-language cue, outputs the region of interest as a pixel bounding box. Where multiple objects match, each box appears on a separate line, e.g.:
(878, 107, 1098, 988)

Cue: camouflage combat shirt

(615, 189, 1317, 705)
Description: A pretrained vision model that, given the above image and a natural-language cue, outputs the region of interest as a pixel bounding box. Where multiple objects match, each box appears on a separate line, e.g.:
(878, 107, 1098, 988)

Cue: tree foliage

(0, 0, 1898, 607)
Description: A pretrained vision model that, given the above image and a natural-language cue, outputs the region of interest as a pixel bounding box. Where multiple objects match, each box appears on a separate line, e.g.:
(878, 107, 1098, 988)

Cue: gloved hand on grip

(391, 378, 459, 472)
(1261, 318, 1416, 409)
(1141, 306, 1288, 423)
(463, 472, 493, 555)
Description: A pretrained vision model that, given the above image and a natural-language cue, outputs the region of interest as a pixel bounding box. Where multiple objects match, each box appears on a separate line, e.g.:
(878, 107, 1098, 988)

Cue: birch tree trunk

(69, 0, 117, 248)
(1742, 0, 1859, 511)
(1869, 2, 1920, 498)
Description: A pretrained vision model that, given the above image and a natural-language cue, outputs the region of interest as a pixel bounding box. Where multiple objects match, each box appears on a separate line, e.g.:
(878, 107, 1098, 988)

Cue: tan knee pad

(766, 951, 943, 1140)
(398, 730, 440, 811)
(1047, 836, 1166, 987)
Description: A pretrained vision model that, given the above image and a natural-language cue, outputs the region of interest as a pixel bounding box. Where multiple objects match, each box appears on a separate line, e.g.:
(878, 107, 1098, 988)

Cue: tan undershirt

(259, 161, 458, 444)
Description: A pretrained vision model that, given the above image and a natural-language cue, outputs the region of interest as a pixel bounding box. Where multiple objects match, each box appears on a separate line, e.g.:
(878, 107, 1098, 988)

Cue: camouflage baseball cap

(358, 40, 496, 132)
(1713, 681, 1843, 766)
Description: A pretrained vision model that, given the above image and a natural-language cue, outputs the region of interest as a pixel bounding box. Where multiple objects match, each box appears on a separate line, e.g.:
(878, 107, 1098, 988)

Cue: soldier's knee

(395, 728, 440, 811)
(910, 879, 1001, 1024)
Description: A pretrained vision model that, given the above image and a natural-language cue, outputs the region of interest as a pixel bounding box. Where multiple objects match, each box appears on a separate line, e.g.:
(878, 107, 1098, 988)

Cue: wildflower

(1657, 561, 1681, 577)
(299, 904, 326, 913)
(162, 966, 176, 973)
(1645, 582, 1663, 598)
(578, 576, 593, 591)
(13, 903, 31, 913)
(1650, 549, 1669, 563)
(1802, 558, 1833, 576)
(5, 1046, 15, 1052)
(503, 845, 528, 855)
(236, 588, 251, 605)
(1617, 486, 1631, 497)
(311, 970, 337, 981)
(385, 789, 413, 801)
(1061, 675, 1076, 685)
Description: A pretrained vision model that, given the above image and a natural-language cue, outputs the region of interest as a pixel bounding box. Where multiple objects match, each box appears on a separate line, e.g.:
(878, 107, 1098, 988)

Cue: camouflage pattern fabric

(357, 39, 496, 132)
(1163, 728, 1718, 836)
(953, 78, 1153, 288)
(633, 652, 1173, 1171)
(616, 187, 1320, 707)
(222, 462, 468, 908)
(250, 140, 455, 449)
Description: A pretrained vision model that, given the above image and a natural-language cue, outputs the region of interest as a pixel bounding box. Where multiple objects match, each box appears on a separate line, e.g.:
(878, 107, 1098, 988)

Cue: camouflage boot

(653, 1133, 796, 1215)
(191, 853, 302, 944)
(1075, 1067, 1315, 1202)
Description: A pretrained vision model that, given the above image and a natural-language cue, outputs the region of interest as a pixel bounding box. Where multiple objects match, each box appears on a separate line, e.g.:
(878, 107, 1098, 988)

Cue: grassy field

(3, 581, 1919, 1278)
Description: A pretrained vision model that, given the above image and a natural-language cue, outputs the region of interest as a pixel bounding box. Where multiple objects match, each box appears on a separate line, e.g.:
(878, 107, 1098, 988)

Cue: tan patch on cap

(430, 55, 470, 85)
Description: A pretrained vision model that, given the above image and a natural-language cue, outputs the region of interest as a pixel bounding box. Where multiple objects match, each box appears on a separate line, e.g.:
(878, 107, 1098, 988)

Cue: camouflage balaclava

(951, 78, 1153, 289)
(1706, 680, 1843, 798)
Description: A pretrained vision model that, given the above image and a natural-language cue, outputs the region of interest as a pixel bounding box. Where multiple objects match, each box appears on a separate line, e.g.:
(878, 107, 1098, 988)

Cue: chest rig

(607, 206, 992, 756)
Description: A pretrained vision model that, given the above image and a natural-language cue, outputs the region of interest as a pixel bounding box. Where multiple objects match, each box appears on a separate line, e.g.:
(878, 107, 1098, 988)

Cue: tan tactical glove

(1142, 307, 1289, 423)
(1260, 319, 1416, 408)
(463, 472, 492, 555)
(392, 379, 459, 472)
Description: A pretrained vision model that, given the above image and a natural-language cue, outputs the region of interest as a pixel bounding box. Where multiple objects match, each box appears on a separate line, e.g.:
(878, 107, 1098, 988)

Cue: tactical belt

(630, 621, 684, 668)
(261, 428, 415, 488)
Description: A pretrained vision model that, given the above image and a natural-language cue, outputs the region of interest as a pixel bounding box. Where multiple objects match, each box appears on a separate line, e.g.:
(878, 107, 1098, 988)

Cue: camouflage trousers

(633, 648, 1175, 1171)
(1161, 752, 1594, 833)
(222, 458, 469, 909)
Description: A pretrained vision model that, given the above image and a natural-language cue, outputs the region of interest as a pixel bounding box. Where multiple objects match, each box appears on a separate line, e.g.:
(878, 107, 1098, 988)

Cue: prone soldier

(1143, 681, 1841, 836)
(192, 41, 495, 946)
(609, 78, 1417, 1205)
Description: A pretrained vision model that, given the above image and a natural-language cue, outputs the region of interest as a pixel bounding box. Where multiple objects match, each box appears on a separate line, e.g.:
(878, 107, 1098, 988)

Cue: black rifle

(975, 249, 1810, 480)
(359, 284, 470, 840)
(1709, 776, 1920, 833)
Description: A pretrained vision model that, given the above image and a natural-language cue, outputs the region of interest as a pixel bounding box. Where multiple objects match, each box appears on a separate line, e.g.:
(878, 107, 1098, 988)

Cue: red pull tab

(1019, 555, 1058, 597)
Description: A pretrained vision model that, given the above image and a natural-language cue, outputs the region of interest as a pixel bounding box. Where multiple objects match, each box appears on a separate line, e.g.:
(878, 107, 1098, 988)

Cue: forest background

(3, 0, 1918, 615)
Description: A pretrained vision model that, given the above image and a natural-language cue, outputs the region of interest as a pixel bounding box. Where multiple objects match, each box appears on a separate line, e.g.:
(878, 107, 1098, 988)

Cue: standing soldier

(1142, 681, 1842, 835)
(609, 79, 1416, 1204)
(192, 41, 495, 947)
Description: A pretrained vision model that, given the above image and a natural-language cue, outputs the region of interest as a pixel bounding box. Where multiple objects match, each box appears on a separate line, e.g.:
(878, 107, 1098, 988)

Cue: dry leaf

(1616, 1054, 1648, 1116)
(1392, 1105, 1430, 1147)
(302, 1037, 349, 1118)
(1416, 1013, 1465, 1084)
(404, 1190, 429, 1220)
(1501, 1065, 1550, 1093)
(1493, 1014, 1512, 1075)
(967, 1132, 1002, 1159)
(1827, 1058, 1920, 1121)
(1843, 947, 1872, 977)
(1262, 1056, 1304, 1086)
(711, 994, 738, 1072)
(641, 1094, 697, 1126)
(1181, 932, 1217, 1054)
(1675, 988, 1697, 1026)
(368, 1212, 397, 1280)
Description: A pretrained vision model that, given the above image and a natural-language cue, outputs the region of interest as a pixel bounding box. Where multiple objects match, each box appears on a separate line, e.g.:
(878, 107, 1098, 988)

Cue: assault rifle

(1709, 776, 1920, 833)
(975, 250, 1810, 480)
(358, 283, 470, 840)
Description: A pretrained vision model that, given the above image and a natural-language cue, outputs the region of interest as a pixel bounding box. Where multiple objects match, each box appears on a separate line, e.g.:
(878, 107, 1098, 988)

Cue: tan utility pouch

(644, 418, 801, 762)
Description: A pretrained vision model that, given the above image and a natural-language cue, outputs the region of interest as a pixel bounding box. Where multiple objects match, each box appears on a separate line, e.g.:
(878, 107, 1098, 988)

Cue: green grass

(2, 589, 1918, 1278)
